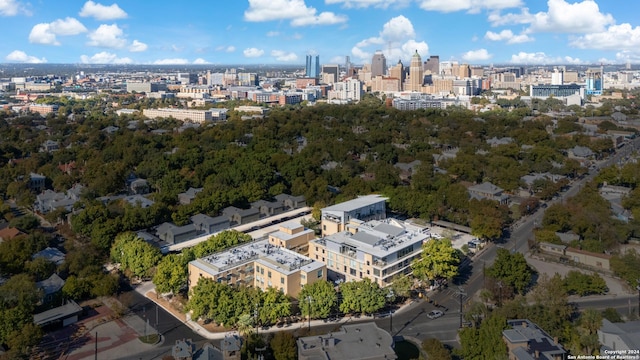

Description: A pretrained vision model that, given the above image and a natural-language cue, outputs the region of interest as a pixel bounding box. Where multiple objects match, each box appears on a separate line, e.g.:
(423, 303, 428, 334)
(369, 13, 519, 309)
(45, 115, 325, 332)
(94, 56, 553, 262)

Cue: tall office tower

(551, 68, 564, 85)
(424, 55, 439, 74)
(371, 50, 387, 77)
(626, 59, 631, 70)
(585, 66, 604, 95)
(305, 55, 320, 78)
(458, 64, 471, 79)
(389, 60, 406, 91)
(408, 50, 424, 92)
(321, 64, 340, 84)
(345, 56, 352, 76)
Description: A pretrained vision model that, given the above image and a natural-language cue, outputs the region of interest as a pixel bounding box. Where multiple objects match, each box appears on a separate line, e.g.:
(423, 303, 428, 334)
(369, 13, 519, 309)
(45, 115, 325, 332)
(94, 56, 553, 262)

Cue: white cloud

(243, 47, 265, 58)
(80, 51, 132, 64)
(461, 48, 492, 62)
(193, 58, 210, 64)
(508, 51, 582, 64)
(79, 1, 127, 20)
(484, 29, 533, 44)
(244, 0, 347, 27)
(271, 50, 298, 62)
(570, 23, 640, 51)
(266, 31, 280, 37)
(128, 39, 147, 52)
(325, 0, 411, 9)
(87, 24, 127, 48)
(5, 50, 46, 63)
(216, 45, 236, 53)
(153, 58, 189, 65)
(0, 0, 29, 16)
(418, 0, 522, 13)
(489, 0, 614, 34)
(351, 15, 428, 63)
(29, 17, 88, 45)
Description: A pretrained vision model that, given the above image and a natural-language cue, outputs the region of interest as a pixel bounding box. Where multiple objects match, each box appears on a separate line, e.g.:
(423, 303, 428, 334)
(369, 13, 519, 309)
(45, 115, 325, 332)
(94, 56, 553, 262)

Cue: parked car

(427, 310, 444, 319)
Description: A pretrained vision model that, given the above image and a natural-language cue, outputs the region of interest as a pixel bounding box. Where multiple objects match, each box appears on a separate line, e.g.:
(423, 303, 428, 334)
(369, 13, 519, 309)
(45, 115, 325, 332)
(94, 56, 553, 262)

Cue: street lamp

(386, 290, 395, 333)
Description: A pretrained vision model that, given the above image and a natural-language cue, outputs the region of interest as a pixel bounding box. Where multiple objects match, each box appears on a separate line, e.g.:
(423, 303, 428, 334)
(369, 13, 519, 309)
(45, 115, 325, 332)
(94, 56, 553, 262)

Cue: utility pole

(456, 287, 467, 328)
(94, 332, 98, 360)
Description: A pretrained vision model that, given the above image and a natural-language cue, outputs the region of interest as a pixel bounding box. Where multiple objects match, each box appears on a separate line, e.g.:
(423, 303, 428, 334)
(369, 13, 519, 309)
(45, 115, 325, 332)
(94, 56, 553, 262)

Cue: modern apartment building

(29, 104, 59, 115)
(268, 222, 315, 255)
(321, 194, 388, 236)
(309, 218, 428, 286)
(188, 239, 326, 298)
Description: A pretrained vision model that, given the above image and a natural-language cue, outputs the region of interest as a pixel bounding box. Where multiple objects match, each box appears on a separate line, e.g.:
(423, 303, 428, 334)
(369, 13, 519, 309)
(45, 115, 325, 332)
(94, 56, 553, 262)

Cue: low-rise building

(188, 239, 325, 298)
(143, 108, 226, 123)
(310, 218, 428, 286)
(467, 182, 510, 204)
(503, 319, 566, 360)
(321, 195, 388, 236)
(297, 322, 397, 360)
(598, 319, 640, 352)
(268, 222, 315, 255)
(190, 214, 230, 234)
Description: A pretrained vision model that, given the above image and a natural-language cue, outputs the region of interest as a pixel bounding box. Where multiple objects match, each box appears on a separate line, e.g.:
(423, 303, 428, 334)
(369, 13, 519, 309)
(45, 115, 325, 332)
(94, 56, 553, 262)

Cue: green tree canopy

(485, 248, 533, 295)
(110, 232, 161, 279)
(299, 280, 338, 319)
(338, 278, 386, 315)
(411, 238, 460, 282)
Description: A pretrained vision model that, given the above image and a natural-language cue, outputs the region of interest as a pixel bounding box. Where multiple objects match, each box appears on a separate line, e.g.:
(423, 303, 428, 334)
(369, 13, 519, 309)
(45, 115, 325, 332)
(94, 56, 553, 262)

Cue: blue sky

(1, 0, 638, 66)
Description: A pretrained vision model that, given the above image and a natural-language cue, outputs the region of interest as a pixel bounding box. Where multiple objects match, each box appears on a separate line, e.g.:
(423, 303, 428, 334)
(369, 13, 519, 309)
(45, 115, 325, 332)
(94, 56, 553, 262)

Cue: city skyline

(0, 1, 638, 66)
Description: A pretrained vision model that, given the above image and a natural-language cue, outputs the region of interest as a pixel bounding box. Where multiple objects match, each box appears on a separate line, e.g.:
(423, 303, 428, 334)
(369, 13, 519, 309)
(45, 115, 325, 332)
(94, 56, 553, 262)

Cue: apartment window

(373, 269, 380, 276)
(280, 277, 284, 284)
(322, 257, 325, 262)
(359, 272, 363, 278)
(301, 274, 306, 280)
(350, 268, 356, 276)
(366, 261, 370, 266)
(328, 260, 334, 268)
(344, 266, 347, 272)
(260, 268, 264, 275)
(317, 269, 323, 278)
(322, 249, 325, 254)
(316, 255, 319, 260)
(315, 246, 318, 252)
(268, 271, 272, 278)
(323, 225, 326, 231)
(328, 253, 334, 260)
(367, 270, 370, 275)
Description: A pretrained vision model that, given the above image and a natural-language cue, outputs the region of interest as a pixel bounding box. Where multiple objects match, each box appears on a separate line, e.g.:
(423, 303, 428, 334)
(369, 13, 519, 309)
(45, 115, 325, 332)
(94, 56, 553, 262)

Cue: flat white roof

(321, 194, 387, 213)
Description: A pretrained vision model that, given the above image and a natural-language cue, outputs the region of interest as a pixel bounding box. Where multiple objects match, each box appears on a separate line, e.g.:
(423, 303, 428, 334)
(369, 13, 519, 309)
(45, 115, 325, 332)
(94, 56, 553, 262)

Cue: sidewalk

(136, 281, 422, 340)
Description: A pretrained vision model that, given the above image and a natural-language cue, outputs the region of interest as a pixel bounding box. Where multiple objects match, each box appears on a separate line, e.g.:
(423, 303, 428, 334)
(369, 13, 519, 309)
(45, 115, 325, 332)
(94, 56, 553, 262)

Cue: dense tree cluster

(412, 238, 461, 283)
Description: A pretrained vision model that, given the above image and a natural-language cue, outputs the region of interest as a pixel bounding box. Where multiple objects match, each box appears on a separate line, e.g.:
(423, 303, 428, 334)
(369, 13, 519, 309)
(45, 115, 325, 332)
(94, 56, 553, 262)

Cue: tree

(564, 271, 608, 296)
(8, 215, 40, 232)
(270, 331, 297, 360)
(485, 248, 533, 295)
(153, 254, 188, 295)
(390, 274, 413, 300)
(299, 280, 338, 319)
(339, 278, 386, 315)
(421, 338, 452, 360)
(110, 232, 161, 279)
(0, 274, 41, 348)
(259, 287, 291, 325)
(411, 238, 460, 282)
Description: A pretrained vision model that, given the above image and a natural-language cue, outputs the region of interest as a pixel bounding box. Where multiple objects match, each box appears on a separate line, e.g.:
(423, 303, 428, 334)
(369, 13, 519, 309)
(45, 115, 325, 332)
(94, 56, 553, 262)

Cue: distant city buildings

(142, 108, 227, 123)
(371, 50, 387, 77)
(306, 55, 321, 79)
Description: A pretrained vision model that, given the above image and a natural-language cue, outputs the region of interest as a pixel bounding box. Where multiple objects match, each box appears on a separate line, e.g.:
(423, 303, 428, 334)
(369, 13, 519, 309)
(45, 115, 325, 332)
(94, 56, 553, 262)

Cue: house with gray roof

(598, 319, 640, 352)
(178, 187, 203, 205)
(568, 145, 594, 159)
(33, 247, 66, 266)
(503, 319, 566, 360)
(297, 322, 396, 360)
(36, 273, 65, 304)
(251, 199, 284, 218)
(487, 136, 514, 147)
(156, 223, 200, 245)
(222, 206, 260, 226)
(190, 214, 230, 234)
(275, 193, 306, 211)
(468, 182, 510, 204)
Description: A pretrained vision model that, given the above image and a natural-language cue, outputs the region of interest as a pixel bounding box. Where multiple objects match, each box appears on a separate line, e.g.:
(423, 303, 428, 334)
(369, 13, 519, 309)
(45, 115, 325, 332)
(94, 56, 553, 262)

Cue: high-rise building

(458, 64, 471, 79)
(321, 64, 339, 84)
(424, 55, 439, 74)
(305, 55, 321, 79)
(371, 50, 387, 77)
(408, 50, 424, 92)
(389, 60, 406, 91)
(586, 66, 604, 95)
(551, 68, 564, 85)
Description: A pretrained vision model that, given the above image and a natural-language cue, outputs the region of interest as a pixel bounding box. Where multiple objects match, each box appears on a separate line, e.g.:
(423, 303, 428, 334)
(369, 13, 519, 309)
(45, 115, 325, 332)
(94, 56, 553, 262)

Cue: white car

(427, 310, 444, 319)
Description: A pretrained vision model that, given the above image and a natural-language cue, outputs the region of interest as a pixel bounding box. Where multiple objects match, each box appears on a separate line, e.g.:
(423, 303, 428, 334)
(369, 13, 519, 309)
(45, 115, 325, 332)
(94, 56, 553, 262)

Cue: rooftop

(322, 194, 388, 213)
(297, 322, 396, 360)
(191, 239, 323, 276)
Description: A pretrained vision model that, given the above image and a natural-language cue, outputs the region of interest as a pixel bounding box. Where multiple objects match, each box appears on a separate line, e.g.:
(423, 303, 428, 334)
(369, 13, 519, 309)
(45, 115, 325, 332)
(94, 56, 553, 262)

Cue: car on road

(427, 310, 444, 319)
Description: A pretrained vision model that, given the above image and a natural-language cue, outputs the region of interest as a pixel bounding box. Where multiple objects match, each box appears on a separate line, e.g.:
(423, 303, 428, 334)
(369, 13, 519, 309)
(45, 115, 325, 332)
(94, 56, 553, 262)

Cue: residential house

(33, 300, 83, 327)
(156, 222, 200, 245)
(538, 242, 611, 271)
(275, 193, 307, 211)
(178, 187, 203, 205)
(130, 178, 150, 195)
(172, 339, 196, 360)
(251, 199, 284, 218)
(36, 273, 65, 305)
(40, 140, 59, 153)
(598, 319, 640, 352)
(568, 145, 594, 159)
(222, 206, 260, 226)
(28, 173, 46, 192)
(0, 227, 26, 242)
(394, 160, 422, 182)
(190, 213, 230, 234)
(33, 247, 66, 266)
(468, 182, 510, 204)
(503, 319, 566, 360)
(487, 137, 514, 147)
(297, 323, 397, 360)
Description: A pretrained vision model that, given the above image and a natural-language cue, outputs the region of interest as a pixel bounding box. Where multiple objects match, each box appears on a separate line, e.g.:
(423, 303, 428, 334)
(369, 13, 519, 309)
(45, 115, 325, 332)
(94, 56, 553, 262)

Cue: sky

(0, 0, 639, 66)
